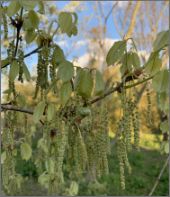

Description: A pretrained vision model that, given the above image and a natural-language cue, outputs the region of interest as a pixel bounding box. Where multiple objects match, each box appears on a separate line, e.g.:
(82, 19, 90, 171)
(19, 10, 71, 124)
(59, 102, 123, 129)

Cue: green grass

(13, 134, 169, 196)
(78, 145, 169, 196)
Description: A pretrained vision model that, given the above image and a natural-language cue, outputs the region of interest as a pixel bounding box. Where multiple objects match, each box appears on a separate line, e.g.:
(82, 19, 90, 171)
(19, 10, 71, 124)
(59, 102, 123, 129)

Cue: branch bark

(1, 46, 41, 69)
(88, 75, 153, 105)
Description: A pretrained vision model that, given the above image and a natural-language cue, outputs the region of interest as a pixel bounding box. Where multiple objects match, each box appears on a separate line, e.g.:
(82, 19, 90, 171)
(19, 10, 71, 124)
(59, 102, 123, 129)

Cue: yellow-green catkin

(7, 41, 16, 98)
(132, 107, 140, 150)
(2, 8, 8, 39)
(34, 45, 50, 99)
(116, 124, 126, 190)
(146, 85, 152, 127)
(18, 48, 24, 83)
(2, 111, 22, 195)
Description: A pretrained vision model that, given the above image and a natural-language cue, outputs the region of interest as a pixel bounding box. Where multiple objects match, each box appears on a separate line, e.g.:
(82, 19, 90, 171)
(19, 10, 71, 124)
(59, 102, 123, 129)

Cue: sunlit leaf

(52, 45, 65, 66)
(60, 82, 72, 105)
(19, 0, 38, 10)
(25, 30, 37, 44)
(106, 40, 126, 66)
(20, 142, 32, 161)
(1, 151, 6, 164)
(95, 70, 105, 95)
(68, 181, 79, 196)
(57, 61, 74, 82)
(145, 52, 162, 75)
(152, 69, 169, 93)
(47, 103, 56, 121)
(9, 60, 19, 81)
(75, 69, 93, 99)
(7, 0, 21, 17)
(58, 12, 73, 35)
(23, 63, 31, 81)
(28, 10, 39, 29)
(153, 30, 169, 51)
(38, 172, 49, 188)
(160, 120, 169, 134)
(33, 101, 46, 123)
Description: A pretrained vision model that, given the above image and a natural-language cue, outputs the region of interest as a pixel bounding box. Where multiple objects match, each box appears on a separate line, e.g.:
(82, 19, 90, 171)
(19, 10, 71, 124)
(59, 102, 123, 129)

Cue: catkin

(2, 8, 8, 39)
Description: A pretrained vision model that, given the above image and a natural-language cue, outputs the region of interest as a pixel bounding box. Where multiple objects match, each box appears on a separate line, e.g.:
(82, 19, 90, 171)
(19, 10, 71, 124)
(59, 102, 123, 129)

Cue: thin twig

(105, 2, 118, 24)
(1, 105, 33, 115)
(1, 46, 41, 69)
(148, 155, 169, 196)
(14, 7, 24, 56)
(1, 105, 44, 125)
(88, 75, 153, 105)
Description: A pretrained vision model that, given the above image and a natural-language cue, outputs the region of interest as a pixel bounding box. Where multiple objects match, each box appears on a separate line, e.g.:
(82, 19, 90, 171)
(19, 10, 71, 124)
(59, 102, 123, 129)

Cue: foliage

(1, 0, 169, 196)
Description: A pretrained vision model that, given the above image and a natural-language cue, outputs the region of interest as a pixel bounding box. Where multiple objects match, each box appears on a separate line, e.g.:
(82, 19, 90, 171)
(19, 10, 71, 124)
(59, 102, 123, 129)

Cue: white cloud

(117, 1, 129, 8)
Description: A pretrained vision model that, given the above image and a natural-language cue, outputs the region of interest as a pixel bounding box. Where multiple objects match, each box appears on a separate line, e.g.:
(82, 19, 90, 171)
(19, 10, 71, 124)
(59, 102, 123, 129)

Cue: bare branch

(1, 104, 33, 115)
(1, 46, 41, 69)
(88, 75, 153, 105)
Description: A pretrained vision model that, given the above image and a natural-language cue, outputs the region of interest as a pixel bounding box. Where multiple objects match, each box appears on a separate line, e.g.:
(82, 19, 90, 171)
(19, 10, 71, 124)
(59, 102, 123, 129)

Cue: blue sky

(23, 1, 121, 71)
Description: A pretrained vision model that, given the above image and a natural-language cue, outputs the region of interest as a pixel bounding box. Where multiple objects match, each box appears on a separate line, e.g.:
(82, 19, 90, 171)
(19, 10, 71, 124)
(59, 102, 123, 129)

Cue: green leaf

(75, 69, 93, 99)
(19, 0, 38, 10)
(16, 94, 26, 107)
(52, 45, 65, 66)
(46, 158, 55, 174)
(145, 52, 162, 75)
(9, 60, 19, 81)
(58, 12, 73, 35)
(25, 30, 37, 44)
(160, 120, 169, 134)
(60, 82, 72, 105)
(33, 101, 46, 123)
(1, 151, 6, 164)
(23, 63, 31, 81)
(47, 103, 56, 121)
(23, 17, 33, 30)
(152, 69, 169, 93)
(57, 61, 74, 82)
(37, 138, 48, 154)
(95, 70, 105, 95)
(153, 30, 169, 51)
(38, 172, 49, 188)
(158, 92, 169, 113)
(131, 52, 140, 68)
(120, 52, 132, 76)
(28, 10, 39, 29)
(68, 181, 79, 196)
(7, 0, 21, 17)
(164, 142, 169, 154)
(106, 40, 126, 66)
(38, 1, 45, 14)
(1, 58, 9, 68)
(20, 142, 32, 161)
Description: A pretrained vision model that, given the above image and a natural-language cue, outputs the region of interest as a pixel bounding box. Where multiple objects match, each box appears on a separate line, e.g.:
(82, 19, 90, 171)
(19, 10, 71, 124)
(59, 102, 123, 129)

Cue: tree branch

(1, 46, 41, 69)
(1, 104, 33, 115)
(148, 155, 169, 196)
(1, 104, 44, 125)
(14, 7, 23, 56)
(88, 75, 153, 105)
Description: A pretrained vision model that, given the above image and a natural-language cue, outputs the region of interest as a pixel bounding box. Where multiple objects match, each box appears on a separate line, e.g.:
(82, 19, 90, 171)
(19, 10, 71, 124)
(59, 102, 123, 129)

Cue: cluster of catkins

(116, 88, 140, 190)
(34, 98, 110, 195)
(2, 111, 23, 195)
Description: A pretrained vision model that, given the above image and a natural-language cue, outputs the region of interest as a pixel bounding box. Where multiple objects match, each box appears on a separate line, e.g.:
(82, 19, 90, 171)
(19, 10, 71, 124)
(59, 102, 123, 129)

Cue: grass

(13, 133, 169, 196)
